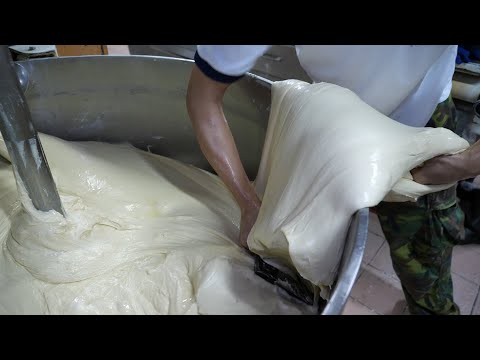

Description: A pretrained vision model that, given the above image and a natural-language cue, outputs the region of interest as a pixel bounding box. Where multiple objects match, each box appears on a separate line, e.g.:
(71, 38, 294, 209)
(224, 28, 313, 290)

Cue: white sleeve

(195, 45, 272, 83)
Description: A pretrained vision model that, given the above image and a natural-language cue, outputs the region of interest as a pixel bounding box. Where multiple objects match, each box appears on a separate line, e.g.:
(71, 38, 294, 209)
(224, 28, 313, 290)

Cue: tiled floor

(105, 45, 480, 315)
(342, 211, 480, 315)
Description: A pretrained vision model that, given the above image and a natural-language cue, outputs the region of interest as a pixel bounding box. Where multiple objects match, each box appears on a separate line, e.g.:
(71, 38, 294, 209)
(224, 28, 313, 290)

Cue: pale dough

(248, 80, 469, 287)
(0, 134, 314, 315)
(0, 80, 470, 313)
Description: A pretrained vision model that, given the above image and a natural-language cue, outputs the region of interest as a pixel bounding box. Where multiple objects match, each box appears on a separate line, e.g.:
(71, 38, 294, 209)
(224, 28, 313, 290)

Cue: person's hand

(411, 152, 471, 185)
(239, 198, 261, 249)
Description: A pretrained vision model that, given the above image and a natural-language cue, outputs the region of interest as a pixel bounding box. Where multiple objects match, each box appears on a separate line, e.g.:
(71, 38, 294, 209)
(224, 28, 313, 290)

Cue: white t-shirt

(195, 45, 458, 127)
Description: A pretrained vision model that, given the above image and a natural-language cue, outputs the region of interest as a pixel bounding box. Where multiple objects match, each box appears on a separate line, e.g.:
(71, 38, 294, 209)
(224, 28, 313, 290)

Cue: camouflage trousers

(375, 95, 465, 315)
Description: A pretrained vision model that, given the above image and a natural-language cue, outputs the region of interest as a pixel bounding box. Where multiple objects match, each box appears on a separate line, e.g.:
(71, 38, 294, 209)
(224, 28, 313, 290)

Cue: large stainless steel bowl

(15, 55, 368, 315)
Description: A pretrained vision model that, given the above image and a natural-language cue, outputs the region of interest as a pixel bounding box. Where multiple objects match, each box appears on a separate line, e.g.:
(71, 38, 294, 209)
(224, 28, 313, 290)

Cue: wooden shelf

(55, 45, 109, 56)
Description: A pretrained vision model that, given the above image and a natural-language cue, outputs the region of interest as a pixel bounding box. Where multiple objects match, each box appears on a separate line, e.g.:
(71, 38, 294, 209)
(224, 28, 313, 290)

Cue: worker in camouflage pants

(186, 45, 479, 315)
(375, 95, 468, 315)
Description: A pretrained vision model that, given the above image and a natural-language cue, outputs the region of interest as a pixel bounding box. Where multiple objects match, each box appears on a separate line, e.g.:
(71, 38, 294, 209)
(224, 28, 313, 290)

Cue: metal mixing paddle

(0, 45, 64, 215)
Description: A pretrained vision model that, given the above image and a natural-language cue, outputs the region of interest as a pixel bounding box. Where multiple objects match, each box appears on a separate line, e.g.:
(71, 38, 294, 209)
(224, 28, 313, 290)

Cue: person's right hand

(187, 65, 263, 249)
(239, 198, 261, 249)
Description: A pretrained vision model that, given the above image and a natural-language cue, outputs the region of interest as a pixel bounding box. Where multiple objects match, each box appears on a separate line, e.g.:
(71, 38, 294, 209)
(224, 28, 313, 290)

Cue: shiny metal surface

(17, 55, 271, 180)
(16, 55, 367, 314)
(0, 46, 63, 214)
(321, 208, 369, 315)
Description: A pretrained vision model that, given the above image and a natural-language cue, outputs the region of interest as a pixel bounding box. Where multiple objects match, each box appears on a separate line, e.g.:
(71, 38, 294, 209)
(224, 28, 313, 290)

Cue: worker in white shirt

(186, 45, 473, 315)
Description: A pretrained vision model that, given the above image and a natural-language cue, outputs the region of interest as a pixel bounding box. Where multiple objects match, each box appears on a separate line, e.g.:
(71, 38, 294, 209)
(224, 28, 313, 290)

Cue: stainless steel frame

(15, 55, 368, 314)
(0, 46, 63, 214)
(321, 208, 368, 315)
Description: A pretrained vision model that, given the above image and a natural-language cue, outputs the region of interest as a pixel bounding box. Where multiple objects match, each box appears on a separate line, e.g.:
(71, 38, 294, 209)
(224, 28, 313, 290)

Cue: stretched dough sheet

(248, 80, 469, 287)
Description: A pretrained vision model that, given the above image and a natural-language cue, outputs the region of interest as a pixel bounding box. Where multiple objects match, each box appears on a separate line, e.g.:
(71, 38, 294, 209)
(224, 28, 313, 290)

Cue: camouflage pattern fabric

(375, 94, 465, 315)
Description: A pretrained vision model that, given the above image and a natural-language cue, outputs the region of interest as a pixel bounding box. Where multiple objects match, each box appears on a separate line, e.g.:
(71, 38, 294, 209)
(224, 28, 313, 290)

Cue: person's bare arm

(412, 139, 480, 185)
(186, 64, 260, 247)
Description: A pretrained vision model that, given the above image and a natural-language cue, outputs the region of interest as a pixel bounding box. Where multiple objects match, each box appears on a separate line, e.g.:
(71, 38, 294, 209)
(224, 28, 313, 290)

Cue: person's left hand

(411, 152, 471, 185)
